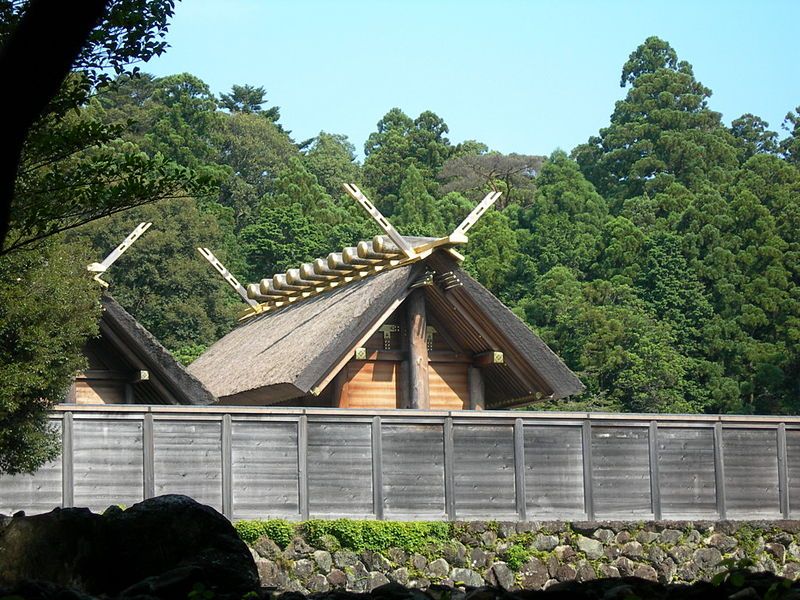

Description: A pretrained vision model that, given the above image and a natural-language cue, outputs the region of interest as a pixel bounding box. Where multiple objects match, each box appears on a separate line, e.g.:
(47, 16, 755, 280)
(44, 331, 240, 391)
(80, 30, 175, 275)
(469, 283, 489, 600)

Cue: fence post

(778, 423, 790, 519)
(143, 413, 155, 499)
(221, 414, 233, 519)
(443, 416, 456, 520)
(62, 411, 73, 508)
(714, 422, 727, 519)
(298, 415, 309, 520)
(514, 418, 527, 521)
(372, 416, 384, 520)
(582, 420, 594, 521)
(649, 421, 662, 520)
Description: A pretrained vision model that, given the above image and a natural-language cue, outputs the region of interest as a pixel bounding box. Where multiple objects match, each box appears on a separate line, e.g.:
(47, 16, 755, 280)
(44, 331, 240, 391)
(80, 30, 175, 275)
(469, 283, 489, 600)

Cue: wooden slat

(72, 419, 144, 512)
(453, 424, 516, 517)
(231, 421, 299, 519)
(429, 361, 468, 410)
(0, 419, 62, 515)
(657, 427, 717, 519)
(525, 425, 585, 519)
(722, 428, 780, 518)
(307, 422, 373, 516)
(341, 361, 399, 409)
(592, 426, 652, 519)
(153, 420, 222, 511)
(382, 424, 445, 517)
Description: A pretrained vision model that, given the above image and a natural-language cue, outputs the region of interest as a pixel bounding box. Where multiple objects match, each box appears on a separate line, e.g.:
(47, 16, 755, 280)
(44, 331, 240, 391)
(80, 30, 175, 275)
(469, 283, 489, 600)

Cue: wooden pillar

(406, 289, 430, 409)
(468, 367, 485, 410)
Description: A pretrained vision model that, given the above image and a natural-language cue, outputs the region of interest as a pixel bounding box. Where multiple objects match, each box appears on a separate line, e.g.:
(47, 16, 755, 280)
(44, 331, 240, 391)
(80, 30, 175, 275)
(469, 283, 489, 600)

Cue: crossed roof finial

(199, 185, 502, 320)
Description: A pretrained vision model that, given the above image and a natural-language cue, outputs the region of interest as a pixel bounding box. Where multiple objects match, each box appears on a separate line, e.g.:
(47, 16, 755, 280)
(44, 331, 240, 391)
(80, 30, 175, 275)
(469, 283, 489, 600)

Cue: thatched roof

(189, 243, 584, 406)
(100, 295, 216, 405)
(188, 264, 423, 404)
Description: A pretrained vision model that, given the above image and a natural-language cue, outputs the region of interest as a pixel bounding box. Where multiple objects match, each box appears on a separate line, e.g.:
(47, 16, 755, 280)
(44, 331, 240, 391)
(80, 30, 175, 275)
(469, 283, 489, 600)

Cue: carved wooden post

(468, 367, 485, 410)
(406, 289, 430, 409)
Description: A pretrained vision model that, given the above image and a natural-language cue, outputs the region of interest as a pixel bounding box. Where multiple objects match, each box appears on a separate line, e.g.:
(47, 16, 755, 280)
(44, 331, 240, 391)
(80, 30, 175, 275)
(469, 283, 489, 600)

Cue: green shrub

(503, 543, 531, 571)
(301, 519, 451, 553)
(234, 519, 295, 547)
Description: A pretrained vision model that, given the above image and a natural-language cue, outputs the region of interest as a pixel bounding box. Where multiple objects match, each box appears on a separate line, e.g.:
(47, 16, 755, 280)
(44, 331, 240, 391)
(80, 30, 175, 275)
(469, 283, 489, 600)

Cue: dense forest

(2, 12, 799, 476)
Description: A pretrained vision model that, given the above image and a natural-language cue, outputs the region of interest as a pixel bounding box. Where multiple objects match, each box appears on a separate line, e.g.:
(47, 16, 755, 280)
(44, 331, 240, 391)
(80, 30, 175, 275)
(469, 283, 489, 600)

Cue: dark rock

(783, 562, 800, 579)
(257, 558, 288, 588)
(603, 545, 621, 560)
(428, 558, 450, 579)
(291, 558, 315, 581)
(575, 561, 596, 582)
(486, 562, 514, 590)
(409, 576, 431, 589)
(282, 578, 309, 594)
(593, 528, 615, 543)
(656, 558, 676, 584)
(0, 494, 258, 599)
(613, 557, 635, 577)
(767, 542, 787, 563)
(621, 541, 643, 559)
(555, 563, 577, 582)
(326, 568, 347, 588)
(636, 531, 659, 544)
(577, 535, 604, 559)
(466, 521, 487, 534)
(450, 568, 484, 588)
(284, 537, 313, 559)
(254, 535, 283, 559)
(316, 534, 341, 553)
(633, 564, 658, 582)
(615, 531, 631, 544)
(410, 553, 428, 571)
(669, 545, 693, 563)
(442, 542, 468, 567)
(659, 529, 683, 545)
(469, 548, 491, 569)
(532, 534, 558, 552)
(598, 564, 620, 578)
(546, 555, 560, 578)
(554, 544, 576, 561)
(693, 547, 723, 571)
(368, 571, 391, 591)
(386, 547, 409, 566)
(519, 557, 548, 590)
(677, 560, 700, 582)
(306, 573, 330, 593)
(363, 550, 393, 572)
(313, 550, 333, 572)
(346, 561, 370, 592)
(496, 522, 516, 539)
(333, 549, 360, 569)
(515, 521, 540, 535)
(389, 567, 409, 586)
(707, 532, 738, 552)
(647, 544, 667, 564)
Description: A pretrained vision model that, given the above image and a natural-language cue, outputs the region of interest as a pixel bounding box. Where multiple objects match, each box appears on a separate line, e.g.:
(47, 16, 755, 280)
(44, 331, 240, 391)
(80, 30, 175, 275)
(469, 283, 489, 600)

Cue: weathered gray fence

(1, 405, 798, 521)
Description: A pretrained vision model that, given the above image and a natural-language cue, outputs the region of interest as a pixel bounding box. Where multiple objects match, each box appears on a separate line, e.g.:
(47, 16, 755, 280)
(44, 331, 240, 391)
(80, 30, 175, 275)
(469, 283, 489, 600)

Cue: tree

(219, 83, 280, 122)
(363, 108, 453, 212)
(439, 152, 543, 206)
(0, 0, 178, 252)
(730, 113, 779, 161)
(393, 164, 445, 237)
(303, 132, 362, 198)
(72, 198, 242, 353)
(781, 106, 800, 166)
(0, 238, 101, 473)
(573, 36, 738, 203)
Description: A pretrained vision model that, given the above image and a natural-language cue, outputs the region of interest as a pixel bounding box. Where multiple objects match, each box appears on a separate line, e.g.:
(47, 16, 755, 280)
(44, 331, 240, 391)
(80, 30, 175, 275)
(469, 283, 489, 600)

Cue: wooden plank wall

(1, 407, 799, 522)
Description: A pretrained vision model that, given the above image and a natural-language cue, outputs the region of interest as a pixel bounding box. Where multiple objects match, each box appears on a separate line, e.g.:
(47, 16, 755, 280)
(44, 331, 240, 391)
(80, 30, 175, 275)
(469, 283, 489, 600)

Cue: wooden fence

(2, 405, 799, 521)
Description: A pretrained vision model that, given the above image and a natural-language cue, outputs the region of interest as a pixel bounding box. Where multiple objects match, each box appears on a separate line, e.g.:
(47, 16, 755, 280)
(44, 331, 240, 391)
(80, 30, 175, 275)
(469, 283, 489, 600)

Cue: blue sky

(146, 0, 800, 159)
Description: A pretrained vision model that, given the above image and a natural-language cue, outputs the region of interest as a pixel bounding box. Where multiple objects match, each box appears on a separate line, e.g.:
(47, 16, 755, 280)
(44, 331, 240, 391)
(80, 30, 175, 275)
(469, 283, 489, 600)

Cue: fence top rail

(51, 404, 800, 426)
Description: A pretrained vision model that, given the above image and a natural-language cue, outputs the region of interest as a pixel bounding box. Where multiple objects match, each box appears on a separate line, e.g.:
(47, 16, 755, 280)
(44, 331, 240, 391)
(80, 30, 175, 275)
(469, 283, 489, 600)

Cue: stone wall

(247, 521, 800, 593)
